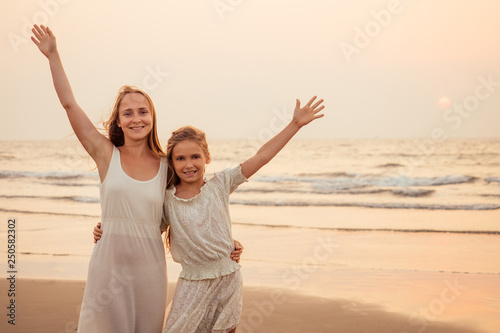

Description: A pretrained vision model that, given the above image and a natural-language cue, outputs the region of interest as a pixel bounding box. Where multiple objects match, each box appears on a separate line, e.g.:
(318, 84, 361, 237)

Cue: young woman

(31, 24, 242, 333)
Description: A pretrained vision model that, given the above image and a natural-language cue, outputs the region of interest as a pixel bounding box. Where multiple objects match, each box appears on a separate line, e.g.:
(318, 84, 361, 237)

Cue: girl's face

(171, 140, 210, 186)
(117, 93, 153, 143)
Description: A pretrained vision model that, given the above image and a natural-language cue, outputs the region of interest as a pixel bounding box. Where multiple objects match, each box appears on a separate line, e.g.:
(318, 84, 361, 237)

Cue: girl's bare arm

(241, 96, 325, 179)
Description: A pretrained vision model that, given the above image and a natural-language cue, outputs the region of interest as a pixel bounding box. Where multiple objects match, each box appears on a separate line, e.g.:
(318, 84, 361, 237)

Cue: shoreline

(0, 278, 488, 333)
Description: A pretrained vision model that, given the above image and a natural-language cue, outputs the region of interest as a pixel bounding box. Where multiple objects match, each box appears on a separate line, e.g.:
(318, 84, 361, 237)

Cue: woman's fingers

(33, 24, 45, 37)
(233, 239, 244, 251)
(31, 27, 42, 42)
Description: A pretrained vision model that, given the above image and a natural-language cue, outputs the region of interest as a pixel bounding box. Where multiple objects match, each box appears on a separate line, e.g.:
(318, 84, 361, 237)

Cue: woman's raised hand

(293, 96, 325, 128)
(31, 24, 57, 59)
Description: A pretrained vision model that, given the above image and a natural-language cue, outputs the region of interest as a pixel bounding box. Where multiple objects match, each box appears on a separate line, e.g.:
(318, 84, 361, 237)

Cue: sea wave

(0, 207, 99, 218)
(485, 177, 500, 183)
(0, 194, 99, 203)
(376, 163, 405, 168)
(391, 189, 435, 197)
(229, 199, 500, 210)
(236, 187, 433, 197)
(231, 221, 500, 235)
(254, 174, 476, 188)
(0, 170, 97, 180)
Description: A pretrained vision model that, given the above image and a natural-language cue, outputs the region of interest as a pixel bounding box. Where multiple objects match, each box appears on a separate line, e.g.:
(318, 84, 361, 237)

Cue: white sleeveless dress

(77, 146, 168, 333)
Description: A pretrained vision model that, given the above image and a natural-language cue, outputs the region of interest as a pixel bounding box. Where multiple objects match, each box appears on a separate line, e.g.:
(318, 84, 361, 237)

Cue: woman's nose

(131, 114, 141, 123)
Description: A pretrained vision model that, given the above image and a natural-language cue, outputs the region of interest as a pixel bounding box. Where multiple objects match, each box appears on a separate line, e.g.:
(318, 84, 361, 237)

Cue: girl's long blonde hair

(165, 125, 211, 189)
(104, 85, 165, 158)
(163, 125, 211, 250)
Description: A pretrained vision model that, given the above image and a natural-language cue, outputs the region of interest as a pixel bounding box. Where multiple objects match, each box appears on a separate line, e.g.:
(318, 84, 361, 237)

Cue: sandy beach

(1, 208, 499, 332)
(1, 139, 499, 332)
(0, 278, 488, 333)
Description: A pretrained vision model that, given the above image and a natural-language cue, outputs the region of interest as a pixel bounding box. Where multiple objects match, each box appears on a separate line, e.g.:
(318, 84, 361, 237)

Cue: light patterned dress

(162, 165, 247, 333)
(77, 146, 168, 333)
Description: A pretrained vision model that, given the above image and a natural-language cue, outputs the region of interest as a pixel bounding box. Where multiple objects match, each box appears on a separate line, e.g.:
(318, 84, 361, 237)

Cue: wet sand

(0, 278, 488, 333)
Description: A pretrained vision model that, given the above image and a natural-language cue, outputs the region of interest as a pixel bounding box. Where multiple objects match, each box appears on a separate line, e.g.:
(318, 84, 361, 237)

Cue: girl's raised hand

(293, 96, 325, 128)
(31, 24, 57, 58)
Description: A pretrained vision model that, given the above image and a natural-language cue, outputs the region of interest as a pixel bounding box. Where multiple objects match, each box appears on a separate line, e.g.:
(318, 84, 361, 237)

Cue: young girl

(31, 24, 242, 333)
(161, 96, 324, 332)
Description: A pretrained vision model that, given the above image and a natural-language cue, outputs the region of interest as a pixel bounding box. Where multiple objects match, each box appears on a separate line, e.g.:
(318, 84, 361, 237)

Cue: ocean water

(1, 138, 500, 329)
(2, 138, 500, 214)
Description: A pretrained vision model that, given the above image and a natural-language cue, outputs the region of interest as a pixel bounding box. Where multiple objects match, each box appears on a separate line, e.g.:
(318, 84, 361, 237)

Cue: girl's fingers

(31, 36, 40, 45)
(311, 99, 324, 109)
(314, 105, 325, 114)
(305, 96, 317, 107)
(295, 99, 301, 110)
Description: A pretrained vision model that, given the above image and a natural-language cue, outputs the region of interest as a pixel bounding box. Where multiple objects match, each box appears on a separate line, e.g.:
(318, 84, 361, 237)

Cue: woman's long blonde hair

(104, 85, 165, 158)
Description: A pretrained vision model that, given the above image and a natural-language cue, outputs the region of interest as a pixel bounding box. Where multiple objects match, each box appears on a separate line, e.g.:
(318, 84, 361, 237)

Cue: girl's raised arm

(31, 25, 112, 168)
(240, 96, 325, 179)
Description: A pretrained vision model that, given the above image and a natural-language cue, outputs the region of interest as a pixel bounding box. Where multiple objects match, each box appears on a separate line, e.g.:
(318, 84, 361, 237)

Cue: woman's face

(117, 93, 153, 143)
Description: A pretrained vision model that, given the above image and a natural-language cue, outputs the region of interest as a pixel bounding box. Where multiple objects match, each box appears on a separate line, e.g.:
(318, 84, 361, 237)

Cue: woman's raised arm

(31, 24, 112, 168)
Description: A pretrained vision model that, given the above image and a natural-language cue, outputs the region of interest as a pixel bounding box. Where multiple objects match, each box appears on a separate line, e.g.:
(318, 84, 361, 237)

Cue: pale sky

(1, 0, 499, 140)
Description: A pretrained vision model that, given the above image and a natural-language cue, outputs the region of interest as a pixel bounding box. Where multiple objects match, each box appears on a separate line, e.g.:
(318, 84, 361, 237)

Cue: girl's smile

(172, 139, 210, 187)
